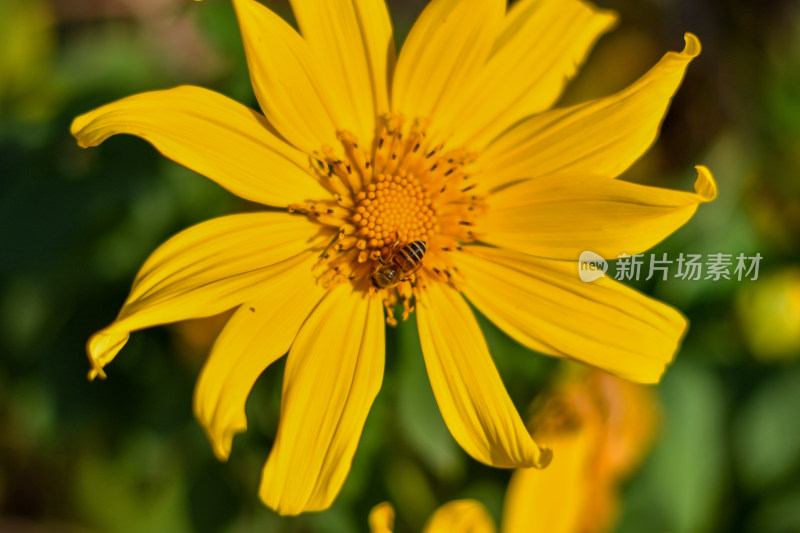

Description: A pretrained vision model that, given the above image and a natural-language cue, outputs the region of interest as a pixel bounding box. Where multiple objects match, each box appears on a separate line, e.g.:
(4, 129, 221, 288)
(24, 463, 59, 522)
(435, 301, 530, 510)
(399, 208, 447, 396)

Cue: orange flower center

(290, 114, 485, 323)
(351, 173, 438, 255)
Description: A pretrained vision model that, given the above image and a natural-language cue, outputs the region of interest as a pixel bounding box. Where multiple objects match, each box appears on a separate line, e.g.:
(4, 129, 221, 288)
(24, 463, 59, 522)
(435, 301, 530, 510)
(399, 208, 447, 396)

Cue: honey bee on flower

(372, 240, 427, 289)
(72, 0, 716, 516)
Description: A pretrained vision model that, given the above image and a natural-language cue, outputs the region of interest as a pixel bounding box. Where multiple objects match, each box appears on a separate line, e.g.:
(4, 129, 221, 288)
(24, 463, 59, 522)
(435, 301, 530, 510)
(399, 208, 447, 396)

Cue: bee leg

(401, 272, 418, 284)
(390, 231, 402, 253)
(378, 256, 386, 266)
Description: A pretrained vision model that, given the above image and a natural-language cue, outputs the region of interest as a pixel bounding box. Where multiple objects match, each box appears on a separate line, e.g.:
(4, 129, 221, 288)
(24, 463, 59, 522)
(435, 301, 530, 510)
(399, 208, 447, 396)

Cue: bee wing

(399, 258, 424, 281)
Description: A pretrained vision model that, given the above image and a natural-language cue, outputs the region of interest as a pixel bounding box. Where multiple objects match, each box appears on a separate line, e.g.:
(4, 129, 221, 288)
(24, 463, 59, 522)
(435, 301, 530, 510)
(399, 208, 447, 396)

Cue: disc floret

(289, 115, 486, 322)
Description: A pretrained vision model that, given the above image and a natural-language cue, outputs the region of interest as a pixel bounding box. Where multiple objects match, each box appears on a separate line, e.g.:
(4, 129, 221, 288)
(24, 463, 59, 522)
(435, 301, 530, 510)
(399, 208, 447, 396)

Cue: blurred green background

(2, 0, 800, 531)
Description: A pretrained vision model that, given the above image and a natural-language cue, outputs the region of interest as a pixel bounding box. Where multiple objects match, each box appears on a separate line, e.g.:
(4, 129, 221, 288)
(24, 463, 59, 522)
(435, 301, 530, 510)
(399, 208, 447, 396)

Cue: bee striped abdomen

(395, 241, 426, 276)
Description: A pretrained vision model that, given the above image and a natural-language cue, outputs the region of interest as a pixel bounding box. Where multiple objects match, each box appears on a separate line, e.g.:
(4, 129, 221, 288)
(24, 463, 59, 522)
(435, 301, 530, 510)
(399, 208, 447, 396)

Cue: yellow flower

(370, 370, 659, 533)
(72, 0, 715, 516)
(503, 370, 659, 533)
(737, 268, 800, 362)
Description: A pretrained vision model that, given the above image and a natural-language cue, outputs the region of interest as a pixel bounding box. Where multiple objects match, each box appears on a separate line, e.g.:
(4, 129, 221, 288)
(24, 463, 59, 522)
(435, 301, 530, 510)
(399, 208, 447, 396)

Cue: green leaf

(394, 318, 464, 481)
(643, 359, 728, 533)
(734, 366, 800, 491)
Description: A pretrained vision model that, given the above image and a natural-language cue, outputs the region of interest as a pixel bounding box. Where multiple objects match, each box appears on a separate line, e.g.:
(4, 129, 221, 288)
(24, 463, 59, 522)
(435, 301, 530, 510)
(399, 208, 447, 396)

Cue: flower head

(369, 369, 660, 533)
(502, 369, 659, 533)
(72, 0, 715, 515)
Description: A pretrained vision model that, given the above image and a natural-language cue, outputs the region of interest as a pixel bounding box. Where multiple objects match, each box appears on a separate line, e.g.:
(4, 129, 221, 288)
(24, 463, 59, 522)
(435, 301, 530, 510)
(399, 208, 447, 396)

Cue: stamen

(295, 113, 486, 320)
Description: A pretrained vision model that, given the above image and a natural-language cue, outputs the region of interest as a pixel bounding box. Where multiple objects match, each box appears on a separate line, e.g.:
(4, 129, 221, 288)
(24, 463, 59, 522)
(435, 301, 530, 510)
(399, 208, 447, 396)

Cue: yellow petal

(290, 0, 395, 142)
(416, 281, 552, 469)
(259, 285, 385, 515)
(193, 264, 326, 461)
(457, 247, 688, 383)
(423, 500, 497, 533)
(86, 213, 322, 380)
(233, 0, 339, 154)
(369, 502, 395, 533)
(71, 85, 327, 206)
(480, 165, 717, 260)
(482, 34, 702, 188)
(447, 0, 617, 150)
(392, 0, 504, 141)
(501, 433, 592, 533)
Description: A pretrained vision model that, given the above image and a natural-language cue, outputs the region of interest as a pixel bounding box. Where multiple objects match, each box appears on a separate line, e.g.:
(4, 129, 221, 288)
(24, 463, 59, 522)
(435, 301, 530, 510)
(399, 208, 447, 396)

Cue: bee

(371, 240, 426, 289)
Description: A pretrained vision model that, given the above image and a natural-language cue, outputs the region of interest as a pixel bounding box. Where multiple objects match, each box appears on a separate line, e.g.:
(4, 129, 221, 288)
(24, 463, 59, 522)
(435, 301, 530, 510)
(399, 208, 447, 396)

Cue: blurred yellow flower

(0, 0, 58, 122)
(737, 268, 800, 362)
(370, 370, 659, 533)
(72, 0, 713, 515)
(503, 370, 658, 533)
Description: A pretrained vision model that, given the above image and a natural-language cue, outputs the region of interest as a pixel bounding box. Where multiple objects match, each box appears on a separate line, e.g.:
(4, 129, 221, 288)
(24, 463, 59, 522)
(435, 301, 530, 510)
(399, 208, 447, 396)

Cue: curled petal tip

(87, 367, 106, 381)
(599, 7, 620, 31)
(693, 165, 717, 202)
(86, 329, 129, 382)
(536, 446, 553, 469)
(203, 419, 245, 462)
(683, 32, 702, 57)
(211, 438, 232, 462)
(69, 115, 90, 147)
